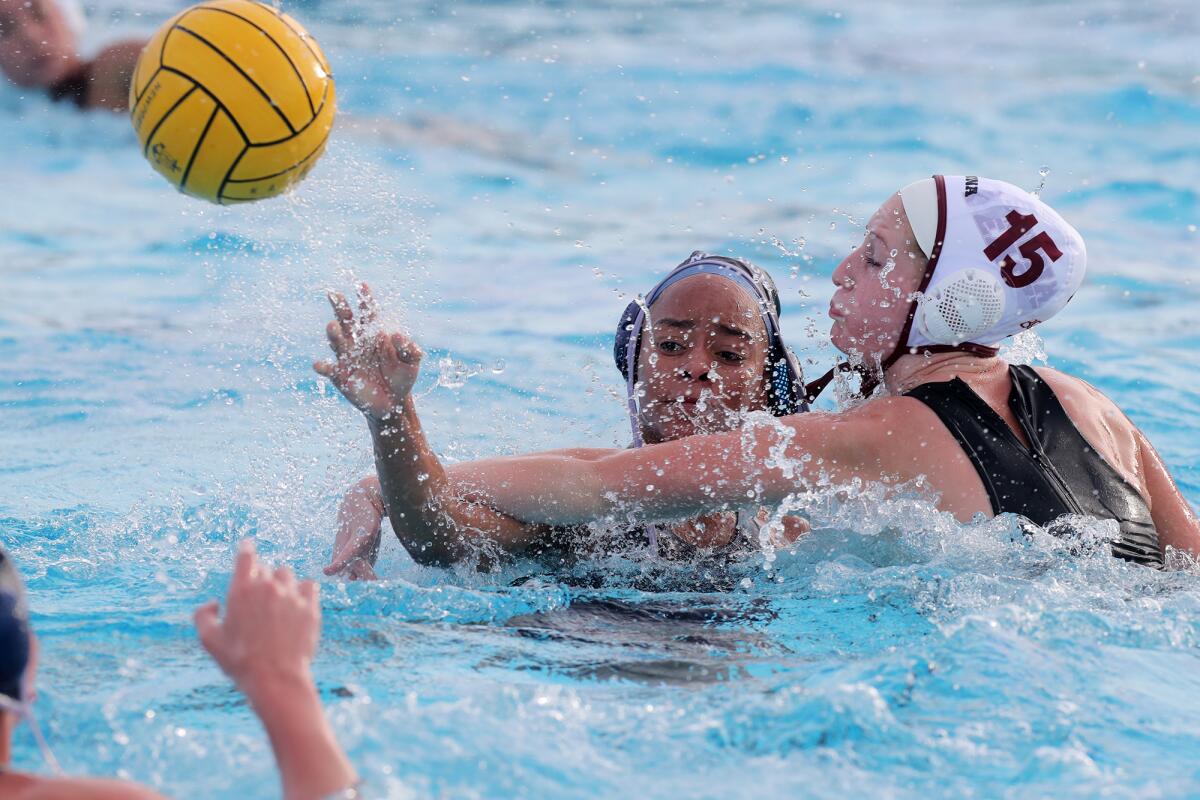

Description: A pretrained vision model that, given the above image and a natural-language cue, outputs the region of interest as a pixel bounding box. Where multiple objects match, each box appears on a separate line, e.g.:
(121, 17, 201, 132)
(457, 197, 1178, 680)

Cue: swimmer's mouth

(828, 303, 846, 320)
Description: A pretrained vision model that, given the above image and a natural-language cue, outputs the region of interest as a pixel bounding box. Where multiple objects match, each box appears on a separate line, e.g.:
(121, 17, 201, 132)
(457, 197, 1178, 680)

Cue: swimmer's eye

(658, 340, 686, 354)
(717, 351, 746, 364)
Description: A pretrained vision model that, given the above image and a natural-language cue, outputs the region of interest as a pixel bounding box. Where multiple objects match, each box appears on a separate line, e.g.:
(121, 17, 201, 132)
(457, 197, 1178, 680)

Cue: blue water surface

(3, 0, 1200, 797)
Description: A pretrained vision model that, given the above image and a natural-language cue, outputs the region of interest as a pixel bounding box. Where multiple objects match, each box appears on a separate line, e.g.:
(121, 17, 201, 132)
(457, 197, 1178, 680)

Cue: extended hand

(195, 540, 321, 691)
(324, 524, 381, 580)
(313, 283, 424, 421)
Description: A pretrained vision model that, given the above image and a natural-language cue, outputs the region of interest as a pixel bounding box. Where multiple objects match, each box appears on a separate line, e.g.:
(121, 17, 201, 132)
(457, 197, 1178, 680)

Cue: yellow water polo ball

(129, 0, 336, 204)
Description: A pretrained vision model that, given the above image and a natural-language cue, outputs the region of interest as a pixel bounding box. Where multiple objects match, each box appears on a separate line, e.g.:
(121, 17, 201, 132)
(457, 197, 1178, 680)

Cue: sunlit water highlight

(2, 0, 1200, 796)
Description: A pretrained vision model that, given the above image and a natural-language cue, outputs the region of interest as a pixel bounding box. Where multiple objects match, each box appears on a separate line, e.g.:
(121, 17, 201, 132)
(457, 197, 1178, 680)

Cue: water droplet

(436, 357, 475, 390)
(491, 359, 506, 374)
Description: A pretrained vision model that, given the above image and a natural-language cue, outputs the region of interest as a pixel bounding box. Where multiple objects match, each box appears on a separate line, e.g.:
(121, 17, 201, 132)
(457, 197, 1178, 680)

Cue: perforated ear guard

(916, 268, 1007, 345)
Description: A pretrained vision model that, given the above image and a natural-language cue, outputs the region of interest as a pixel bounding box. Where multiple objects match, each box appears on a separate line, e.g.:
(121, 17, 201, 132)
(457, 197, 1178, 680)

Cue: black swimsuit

(904, 365, 1163, 568)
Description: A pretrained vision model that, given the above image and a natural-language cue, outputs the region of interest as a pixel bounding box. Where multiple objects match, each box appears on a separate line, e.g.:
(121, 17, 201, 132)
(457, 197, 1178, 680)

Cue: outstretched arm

(315, 285, 549, 566)
(447, 410, 858, 527)
(195, 541, 357, 800)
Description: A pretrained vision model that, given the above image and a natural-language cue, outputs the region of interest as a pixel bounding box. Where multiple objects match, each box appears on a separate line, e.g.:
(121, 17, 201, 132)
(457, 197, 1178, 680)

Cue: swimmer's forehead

(653, 316, 754, 339)
(649, 276, 765, 337)
(863, 195, 909, 240)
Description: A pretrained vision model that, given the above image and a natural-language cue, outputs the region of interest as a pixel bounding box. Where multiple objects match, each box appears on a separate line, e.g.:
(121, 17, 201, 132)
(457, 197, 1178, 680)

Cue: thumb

(194, 600, 223, 655)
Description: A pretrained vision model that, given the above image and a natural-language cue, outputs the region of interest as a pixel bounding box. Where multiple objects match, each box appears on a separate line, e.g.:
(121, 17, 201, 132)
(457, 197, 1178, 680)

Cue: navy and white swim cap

(0, 548, 31, 702)
(614, 251, 806, 444)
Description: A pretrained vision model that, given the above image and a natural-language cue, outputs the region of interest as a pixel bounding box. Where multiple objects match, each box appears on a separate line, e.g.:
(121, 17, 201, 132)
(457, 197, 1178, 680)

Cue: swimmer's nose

(678, 353, 714, 383)
(831, 257, 852, 289)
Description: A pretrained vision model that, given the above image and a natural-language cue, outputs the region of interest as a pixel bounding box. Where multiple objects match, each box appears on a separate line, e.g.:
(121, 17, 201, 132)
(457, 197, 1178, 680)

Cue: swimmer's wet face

(829, 193, 927, 364)
(0, 0, 77, 88)
(634, 273, 771, 443)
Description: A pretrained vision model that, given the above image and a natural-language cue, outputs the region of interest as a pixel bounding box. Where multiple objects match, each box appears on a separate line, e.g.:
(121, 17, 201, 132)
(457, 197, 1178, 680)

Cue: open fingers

(273, 564, 296, 592)
(232, 539, 258, 589)
(194, 600, 222, 652)
(378, 332, 400, 369)
(327, 290, 357, 341)
(326, 320, 352, 357)
(299, 580, 320, 616)
(357, 283, 379, 326)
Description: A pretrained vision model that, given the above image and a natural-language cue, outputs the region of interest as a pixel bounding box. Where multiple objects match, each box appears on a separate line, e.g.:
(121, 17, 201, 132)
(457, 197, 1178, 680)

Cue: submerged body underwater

(3, 0, 1200, 796)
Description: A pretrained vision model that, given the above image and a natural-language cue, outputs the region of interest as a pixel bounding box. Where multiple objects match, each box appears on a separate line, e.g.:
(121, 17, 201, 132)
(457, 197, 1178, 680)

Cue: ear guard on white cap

(916, 268, 1006, 345)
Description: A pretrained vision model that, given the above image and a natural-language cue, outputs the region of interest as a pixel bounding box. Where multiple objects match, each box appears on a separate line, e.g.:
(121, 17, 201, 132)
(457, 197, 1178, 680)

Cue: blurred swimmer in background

(0, 0, 143, 110)
(0, 0, 566, 178)
(320, 252, 810, 576)
(319, 177, 1200, 570)
(0, 541, 358, 799)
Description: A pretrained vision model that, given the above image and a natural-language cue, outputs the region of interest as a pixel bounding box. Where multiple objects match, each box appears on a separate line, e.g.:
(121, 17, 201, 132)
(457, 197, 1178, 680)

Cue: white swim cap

(895, 175, 1086, 352)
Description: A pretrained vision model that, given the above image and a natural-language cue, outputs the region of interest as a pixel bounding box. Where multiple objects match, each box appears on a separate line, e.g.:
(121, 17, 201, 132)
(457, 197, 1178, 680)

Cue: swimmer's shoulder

(1029, 365, 1140, 437)
(782, 395, 953, 468)
(4, 774, 166, 800)
(1028, 364, 1145, 484)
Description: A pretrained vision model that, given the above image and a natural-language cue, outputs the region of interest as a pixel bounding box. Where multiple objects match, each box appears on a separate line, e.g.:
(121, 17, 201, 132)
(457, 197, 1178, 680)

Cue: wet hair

(613, 251, 806, 419)
(0, 548, 31, 702)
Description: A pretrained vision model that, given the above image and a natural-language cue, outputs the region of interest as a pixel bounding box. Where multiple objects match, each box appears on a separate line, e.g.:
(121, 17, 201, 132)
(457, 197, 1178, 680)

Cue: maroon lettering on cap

(984, 210, 1064, 289)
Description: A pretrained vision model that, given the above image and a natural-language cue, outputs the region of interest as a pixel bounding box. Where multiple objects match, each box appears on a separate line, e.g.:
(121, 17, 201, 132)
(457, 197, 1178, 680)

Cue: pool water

(3, 0, 1200, 796)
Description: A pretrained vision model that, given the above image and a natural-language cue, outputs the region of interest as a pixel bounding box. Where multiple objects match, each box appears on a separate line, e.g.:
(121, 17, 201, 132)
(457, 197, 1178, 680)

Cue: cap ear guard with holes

(916, 268, 1007, 345)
